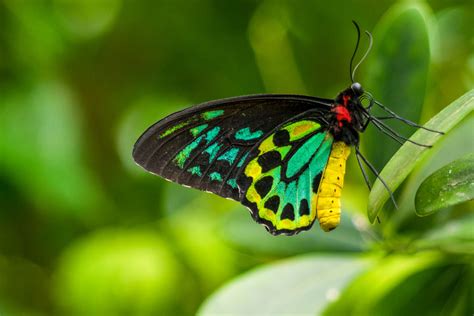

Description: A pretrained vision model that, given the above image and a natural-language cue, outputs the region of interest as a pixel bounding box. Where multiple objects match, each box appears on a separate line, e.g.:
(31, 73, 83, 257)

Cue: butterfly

(132, 22, 441, 235)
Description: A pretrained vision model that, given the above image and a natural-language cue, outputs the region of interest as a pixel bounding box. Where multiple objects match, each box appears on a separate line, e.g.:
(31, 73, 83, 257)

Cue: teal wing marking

(174, 127, 220, 168)
(133, 94, 333, 203)
(238, 120, 333, 235)
(235, 127, 264, 141)
(159, 108, 276, 200)
(217, 148, 240, 164)
(202, 110, 224, 120)
(286, 132, 326, 178)
(190, 124, 208, 136)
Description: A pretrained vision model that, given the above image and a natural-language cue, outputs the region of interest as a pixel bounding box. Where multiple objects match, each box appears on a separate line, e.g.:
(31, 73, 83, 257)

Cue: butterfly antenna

(352, 30, 373, 82)
(374, 100, 444, 134)
(355, 146, 398, 209)
(349, 21, 362, 83)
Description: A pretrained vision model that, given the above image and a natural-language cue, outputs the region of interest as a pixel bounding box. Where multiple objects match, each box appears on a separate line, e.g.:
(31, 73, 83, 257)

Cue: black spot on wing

(254, 176, 274, 199)
(281, 204, 295, 220)
(237, 175, 253, 195)
(299, 199, 310, 216)
(264, 196, 280, 213)
(257, 151, 282, 173)
(273, 129, 291, 146)
(312, 173, 323, 193)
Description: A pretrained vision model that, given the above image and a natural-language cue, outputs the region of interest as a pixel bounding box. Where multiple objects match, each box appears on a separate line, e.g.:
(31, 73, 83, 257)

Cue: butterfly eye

(351, 82, 364, 95)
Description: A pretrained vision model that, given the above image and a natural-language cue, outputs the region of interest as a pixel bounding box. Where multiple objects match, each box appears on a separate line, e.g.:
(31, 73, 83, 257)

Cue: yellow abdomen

(312, 141, 351, 232)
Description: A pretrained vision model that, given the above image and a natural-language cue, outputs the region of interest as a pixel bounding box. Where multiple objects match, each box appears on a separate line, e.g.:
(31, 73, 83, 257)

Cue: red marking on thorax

(332, 94, 352, 127)
(343, 95, 351, 106)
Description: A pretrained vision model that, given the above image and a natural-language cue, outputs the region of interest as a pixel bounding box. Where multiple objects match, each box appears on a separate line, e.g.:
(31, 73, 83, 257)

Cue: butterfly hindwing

(133, 94, 332, 201)
(237, 119, 334, 235)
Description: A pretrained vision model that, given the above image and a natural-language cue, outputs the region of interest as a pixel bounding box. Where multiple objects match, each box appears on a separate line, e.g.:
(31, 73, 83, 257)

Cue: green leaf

(415, 153, 474, 216)
(416, 214, 474, 254)
(219, 209, 368, 255)
(323, 252, 442, 315)
(363, 2, 432, 169)
(368, 90, 474, 223)
(386, 113, 474, 233)
(369, 262, 472, 316)
(198, 255, 369, 316)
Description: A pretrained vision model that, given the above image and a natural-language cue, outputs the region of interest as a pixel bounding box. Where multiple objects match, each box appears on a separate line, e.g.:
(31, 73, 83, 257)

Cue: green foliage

(367, 90, 474, 222)
(0, 0, 472, 315)
(219, 209, 368, 255)
(415, 153, 474, 215)
(323, 254, 472, 316)
(201, 89, 474, 314)
(199, 2, 473, 316)
(364, 2, 431, 169)
(199, 255, 370, 316)
(54, 229, 183, 314)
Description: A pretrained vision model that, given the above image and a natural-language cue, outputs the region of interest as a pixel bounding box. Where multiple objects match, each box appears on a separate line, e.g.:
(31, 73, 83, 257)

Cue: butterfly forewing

(133, 94, 332, 201)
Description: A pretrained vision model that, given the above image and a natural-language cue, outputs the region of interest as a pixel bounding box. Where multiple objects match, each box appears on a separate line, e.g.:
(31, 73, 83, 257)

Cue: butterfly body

(315, 141, 351, 231)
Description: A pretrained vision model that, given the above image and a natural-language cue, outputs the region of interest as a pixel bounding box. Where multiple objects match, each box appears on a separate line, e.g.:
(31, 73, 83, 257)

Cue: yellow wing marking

(258, 135, 275, 154)
(243, 120, 324, 232)
(245, 160, 262, 179)
(284, 120, 321, 141)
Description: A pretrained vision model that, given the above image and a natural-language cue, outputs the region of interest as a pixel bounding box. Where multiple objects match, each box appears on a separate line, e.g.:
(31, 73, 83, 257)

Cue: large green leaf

(384, 113, 474, 234)
(369, 262, 472, 316)
(198, 255, 369, 316)
(415, 153, 474, 216)
(363, 2, 432, 169)
(323, 252, 442, 315)
(368, 90, 474, 223)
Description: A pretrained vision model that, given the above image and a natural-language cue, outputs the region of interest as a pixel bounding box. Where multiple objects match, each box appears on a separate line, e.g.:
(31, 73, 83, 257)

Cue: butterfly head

(332, 83, 368, 131)
(350, 82, 364, 96)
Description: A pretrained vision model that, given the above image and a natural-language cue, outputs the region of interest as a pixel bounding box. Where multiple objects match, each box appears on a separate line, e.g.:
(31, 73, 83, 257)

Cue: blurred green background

(0, 0, 472, 315)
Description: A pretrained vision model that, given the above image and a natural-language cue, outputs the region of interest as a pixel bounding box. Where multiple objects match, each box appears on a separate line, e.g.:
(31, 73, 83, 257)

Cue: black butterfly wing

(133, 94, 332, 201)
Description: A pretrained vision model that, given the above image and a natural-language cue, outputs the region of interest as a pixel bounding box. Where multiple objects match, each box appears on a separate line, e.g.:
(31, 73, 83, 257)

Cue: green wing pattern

(237, 120, 333, 235)
(133, 95, 330, 202)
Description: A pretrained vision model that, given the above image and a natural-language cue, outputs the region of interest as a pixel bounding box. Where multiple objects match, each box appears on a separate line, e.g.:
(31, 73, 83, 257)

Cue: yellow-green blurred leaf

(0, 81, 108, 221)
(54, 229, 182, 315)
(53, 0, 122, 39)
